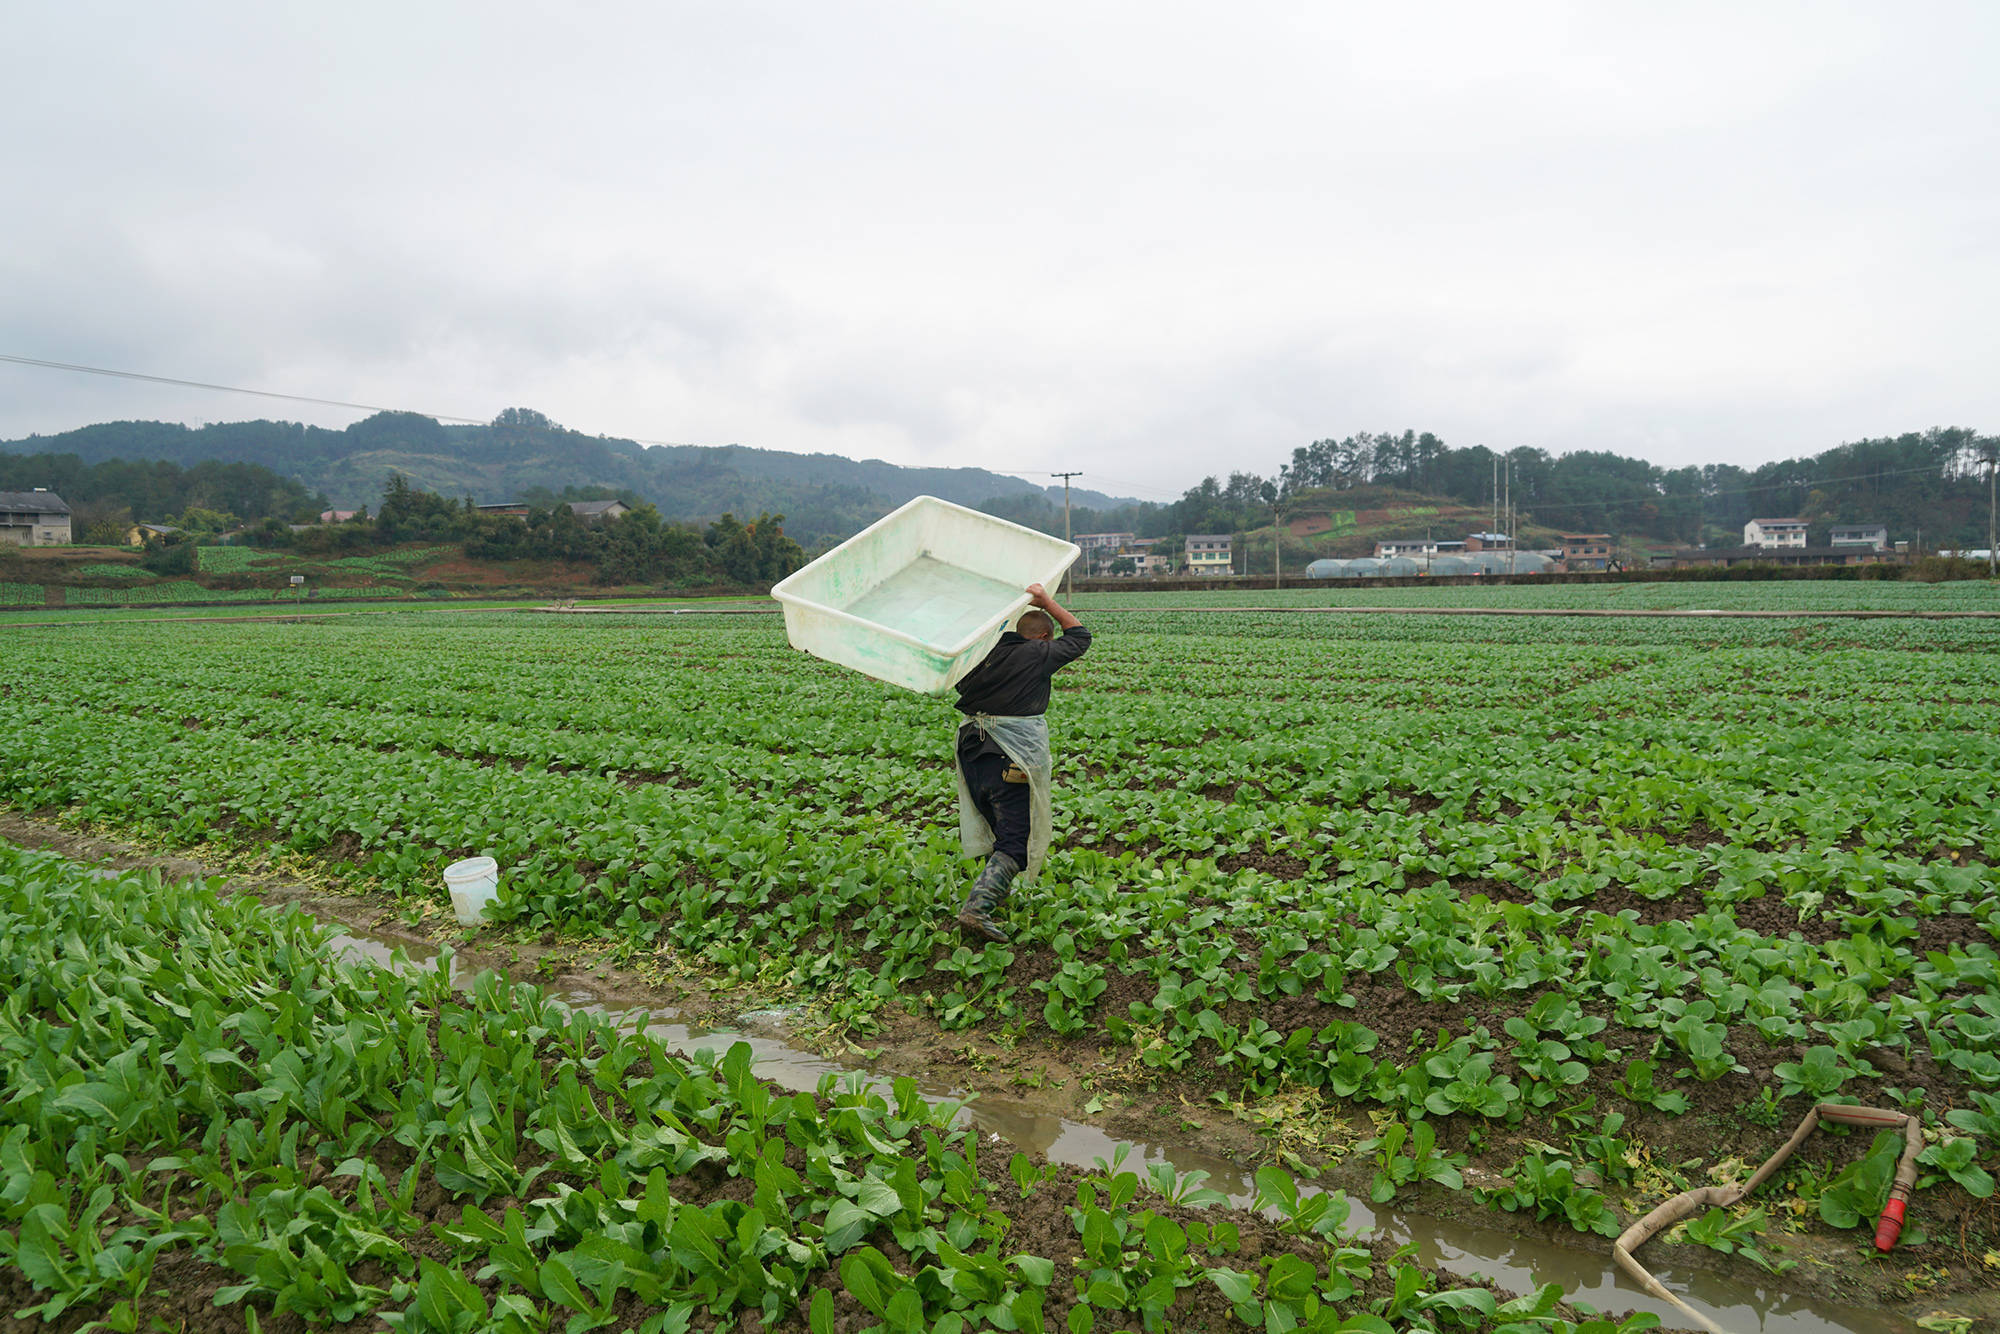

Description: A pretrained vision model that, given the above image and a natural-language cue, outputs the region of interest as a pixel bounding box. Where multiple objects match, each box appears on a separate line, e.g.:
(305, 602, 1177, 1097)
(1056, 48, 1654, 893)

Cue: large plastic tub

(771, 495, 1079, 694)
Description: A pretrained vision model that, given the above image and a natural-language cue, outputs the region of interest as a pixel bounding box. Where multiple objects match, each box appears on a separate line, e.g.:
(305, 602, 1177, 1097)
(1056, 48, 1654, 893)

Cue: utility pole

(1273, 501, 1284, 590)
(1050, 471, 1083, 596)
(1983, 446, 1998, 576)
(1981, 446, 2000, 575)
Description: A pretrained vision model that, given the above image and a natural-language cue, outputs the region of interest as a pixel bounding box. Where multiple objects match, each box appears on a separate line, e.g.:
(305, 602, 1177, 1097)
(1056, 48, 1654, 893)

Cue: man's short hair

(1017, 608, 1054, 638)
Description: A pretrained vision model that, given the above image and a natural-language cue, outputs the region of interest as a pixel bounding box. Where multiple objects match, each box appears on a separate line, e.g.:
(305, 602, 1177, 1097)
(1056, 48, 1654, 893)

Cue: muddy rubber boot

(956, 851, 1020, 943)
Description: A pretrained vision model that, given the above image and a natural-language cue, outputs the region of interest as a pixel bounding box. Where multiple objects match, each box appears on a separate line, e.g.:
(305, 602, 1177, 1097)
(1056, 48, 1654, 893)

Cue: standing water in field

(329, 924, 1921, 1334)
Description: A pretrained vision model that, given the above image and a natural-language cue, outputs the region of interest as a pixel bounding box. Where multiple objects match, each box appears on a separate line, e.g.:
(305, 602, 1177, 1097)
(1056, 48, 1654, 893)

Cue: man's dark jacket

(954, 625, 1091, 718)
(953, 624, 1091, 763)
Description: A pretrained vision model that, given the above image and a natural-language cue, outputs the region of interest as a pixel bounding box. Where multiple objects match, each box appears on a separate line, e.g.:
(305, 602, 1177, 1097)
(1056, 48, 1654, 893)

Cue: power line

(0, 352, 702, 448)
(0, 353, 489, 425)
(1002, 467, 1183, 502)
(1038, 458, 1981, 517)
(1474, 461, 1976, 521)
(1080, 472, 1187, 502)
(1264, 460, 1979, 523)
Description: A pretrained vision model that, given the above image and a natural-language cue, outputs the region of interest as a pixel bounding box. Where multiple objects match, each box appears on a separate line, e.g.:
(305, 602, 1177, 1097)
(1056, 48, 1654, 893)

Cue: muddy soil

(2, 811, 1991, 1329)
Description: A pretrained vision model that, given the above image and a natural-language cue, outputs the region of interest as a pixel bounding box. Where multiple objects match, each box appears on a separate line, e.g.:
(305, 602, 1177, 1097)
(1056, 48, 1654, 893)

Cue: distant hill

(0, 409, 1137, 547)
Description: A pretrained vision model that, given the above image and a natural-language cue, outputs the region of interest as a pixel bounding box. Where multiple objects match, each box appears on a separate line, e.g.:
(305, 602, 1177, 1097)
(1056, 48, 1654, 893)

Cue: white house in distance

(1743, 517, 1808, 548)
(1374, 538, 1432, 558)
(1829, 523, 1889, 551)
(1074, 531, 1134, 574)
(0, 490, 71, 545)
(1376, 536, 1472, 560)
(1127, 539, 1171, 575)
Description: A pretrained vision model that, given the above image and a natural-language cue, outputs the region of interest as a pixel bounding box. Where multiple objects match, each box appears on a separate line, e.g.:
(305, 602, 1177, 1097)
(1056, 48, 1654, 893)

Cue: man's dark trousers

(962, 751, 1030, 866)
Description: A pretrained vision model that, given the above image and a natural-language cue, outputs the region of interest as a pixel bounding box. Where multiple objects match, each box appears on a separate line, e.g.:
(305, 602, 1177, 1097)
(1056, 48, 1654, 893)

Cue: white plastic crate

(771, 495, 1080, 694)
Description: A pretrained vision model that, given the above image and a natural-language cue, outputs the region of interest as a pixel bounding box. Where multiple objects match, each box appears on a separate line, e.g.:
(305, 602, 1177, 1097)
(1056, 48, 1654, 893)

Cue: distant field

(0, 596, 780, 627)
(1073, 579, 1999, 613)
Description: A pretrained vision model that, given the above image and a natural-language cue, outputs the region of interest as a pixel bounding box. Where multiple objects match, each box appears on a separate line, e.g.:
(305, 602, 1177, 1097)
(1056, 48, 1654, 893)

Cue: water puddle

(329, 924, 1920, 1334)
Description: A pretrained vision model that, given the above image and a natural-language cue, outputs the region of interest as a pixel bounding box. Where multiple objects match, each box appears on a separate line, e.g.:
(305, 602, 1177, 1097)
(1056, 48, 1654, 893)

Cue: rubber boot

(956, 851, 1020, 943)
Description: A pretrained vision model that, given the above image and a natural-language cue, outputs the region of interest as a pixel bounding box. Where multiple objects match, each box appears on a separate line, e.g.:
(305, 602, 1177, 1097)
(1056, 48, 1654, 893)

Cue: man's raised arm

(1026, 583, 1082, 631)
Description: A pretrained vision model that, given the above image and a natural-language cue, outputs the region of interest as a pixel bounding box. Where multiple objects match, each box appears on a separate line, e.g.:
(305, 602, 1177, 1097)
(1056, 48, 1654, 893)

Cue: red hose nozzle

(1874, 1195, 1907, 1251)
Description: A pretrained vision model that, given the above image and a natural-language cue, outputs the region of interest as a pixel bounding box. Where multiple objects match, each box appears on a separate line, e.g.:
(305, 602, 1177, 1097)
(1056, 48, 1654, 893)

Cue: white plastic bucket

(443, 856, 499, 926)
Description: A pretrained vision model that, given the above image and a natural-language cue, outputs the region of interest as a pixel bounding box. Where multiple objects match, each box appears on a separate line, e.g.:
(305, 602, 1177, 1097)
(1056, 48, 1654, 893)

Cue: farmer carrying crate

(949, 583, 1092, 942)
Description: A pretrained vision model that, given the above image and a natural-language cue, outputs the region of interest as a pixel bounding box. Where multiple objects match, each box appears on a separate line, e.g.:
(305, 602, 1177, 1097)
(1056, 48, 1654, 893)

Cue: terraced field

(3, 591, 1997, 1327)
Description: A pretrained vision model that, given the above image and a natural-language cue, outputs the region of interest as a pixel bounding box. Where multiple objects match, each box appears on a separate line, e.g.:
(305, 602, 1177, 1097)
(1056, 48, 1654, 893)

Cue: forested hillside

(1262, 426, 1997, 547)
(5, 408, 1991, 552)
(990, 426, 1997, 552)
(0, 408, 1129, 547)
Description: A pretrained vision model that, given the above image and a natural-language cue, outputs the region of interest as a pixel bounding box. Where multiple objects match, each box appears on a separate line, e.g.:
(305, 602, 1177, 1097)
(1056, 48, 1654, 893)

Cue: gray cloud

(2, 1, 1996, 492)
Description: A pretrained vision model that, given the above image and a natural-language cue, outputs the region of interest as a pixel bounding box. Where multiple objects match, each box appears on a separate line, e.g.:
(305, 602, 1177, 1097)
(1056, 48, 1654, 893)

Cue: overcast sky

(4, 2, 1995, 500)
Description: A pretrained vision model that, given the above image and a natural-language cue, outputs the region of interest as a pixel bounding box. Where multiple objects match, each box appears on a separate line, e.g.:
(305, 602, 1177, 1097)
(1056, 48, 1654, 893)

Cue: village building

(1561, 534, 1613, 572)
(1184, 534, 1232, 575)
(1373, 537, 1471, 559)
(1662, 544, 1903, 570)
(0, 490, 72, 546)
(1743, 517, 1808, 547)
(475, 499, 630, 522)
(125, 523, 181, 545)
(1828, 523, 1889, 550)
(1074, 532, 1136, 574)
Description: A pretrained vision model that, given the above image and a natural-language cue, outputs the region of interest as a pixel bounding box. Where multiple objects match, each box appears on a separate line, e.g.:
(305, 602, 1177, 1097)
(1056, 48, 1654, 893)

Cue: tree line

(1267, 426, 1995, 547)
(0, 451, 325, 543)
(980, 426, 1997, 551)
(243, 474, 805, 587)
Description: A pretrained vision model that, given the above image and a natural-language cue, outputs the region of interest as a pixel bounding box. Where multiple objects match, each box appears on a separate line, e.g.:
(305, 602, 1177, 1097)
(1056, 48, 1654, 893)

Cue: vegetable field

(6, 843, 1611, 1332)
(1075, 582, 2000, 613)
(4, 592, 2000, 1325)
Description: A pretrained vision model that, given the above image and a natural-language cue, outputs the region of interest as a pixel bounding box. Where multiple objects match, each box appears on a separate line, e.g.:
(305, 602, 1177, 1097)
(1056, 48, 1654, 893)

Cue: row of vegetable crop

(0, 840, 1661, 1332)
(1070, 581, 2000, 612)
(1, 613, 1996, 1224)
(185, 544, 457, 577)
(192, 545, 265, 573)
(1073, 607, 2000, 652)
(59, 582, 413, 605)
